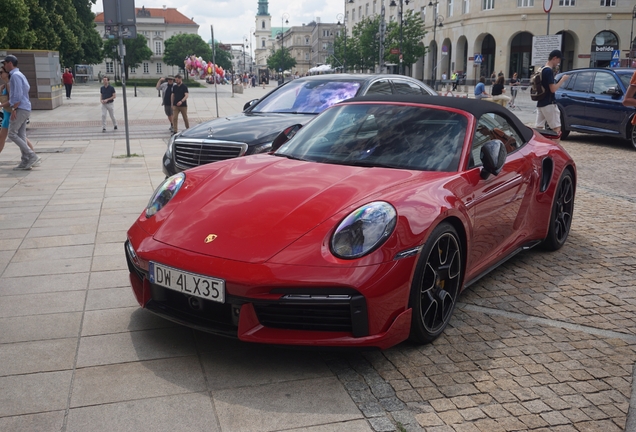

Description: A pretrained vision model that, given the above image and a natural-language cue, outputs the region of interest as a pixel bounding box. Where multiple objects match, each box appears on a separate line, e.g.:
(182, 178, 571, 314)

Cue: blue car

(555, 68, 636, 149)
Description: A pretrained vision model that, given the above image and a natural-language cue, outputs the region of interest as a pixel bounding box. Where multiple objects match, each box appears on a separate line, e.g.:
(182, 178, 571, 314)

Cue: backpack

(530, 67, 547, 101)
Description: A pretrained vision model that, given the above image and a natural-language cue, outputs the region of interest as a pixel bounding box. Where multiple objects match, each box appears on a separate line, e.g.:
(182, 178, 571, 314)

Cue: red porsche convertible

(125, 95, 575, 349)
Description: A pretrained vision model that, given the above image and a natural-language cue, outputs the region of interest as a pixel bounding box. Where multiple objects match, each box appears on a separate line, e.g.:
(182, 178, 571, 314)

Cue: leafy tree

(163, 33, 213, 72)
(266, 47, 296, 73)
(385, 10, 427, 74)
(349, 16, 383, 71)
(211, 43, 233, 71)
(0, 0, 36, 49)
(103, 35, 153, 80)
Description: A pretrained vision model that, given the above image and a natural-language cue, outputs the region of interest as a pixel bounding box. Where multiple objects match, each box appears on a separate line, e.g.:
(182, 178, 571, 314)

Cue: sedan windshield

(250, 80, 362, 114)
(276, 103, 468, 172)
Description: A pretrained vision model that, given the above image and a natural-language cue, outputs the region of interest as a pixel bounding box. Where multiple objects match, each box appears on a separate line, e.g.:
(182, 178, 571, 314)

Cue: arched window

(262, 21, 265, 29)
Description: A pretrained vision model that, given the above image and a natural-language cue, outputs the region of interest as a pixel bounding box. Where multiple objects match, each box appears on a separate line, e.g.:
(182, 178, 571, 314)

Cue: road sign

(390, 48, 400, 55)
(543, 0, 553, 13)
(610, 50, 620, 68)
(474, 54, 483, 64)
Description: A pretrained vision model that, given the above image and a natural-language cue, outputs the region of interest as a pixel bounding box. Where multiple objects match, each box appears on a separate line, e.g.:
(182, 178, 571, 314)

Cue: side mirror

(480, 140, 507, 180)
(271, 124, 302, 152)
(606, 87, 622, 97)
(243, 99, 259, 111)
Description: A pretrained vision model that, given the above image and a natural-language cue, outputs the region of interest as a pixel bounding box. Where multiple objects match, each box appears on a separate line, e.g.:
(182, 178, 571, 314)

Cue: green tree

(386, 10, 427, 74)
(350, 16, 382, 71)
(163, 33, 213, 72)
(0, 0, 36, 49)
(266, 47, 296, 73)
(211, 43, 233, 71)
(103, 35, 153, 80)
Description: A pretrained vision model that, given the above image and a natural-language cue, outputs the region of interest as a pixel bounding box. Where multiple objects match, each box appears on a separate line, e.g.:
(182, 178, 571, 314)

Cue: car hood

(153, 155, 440, 263)
(179, 112, 316, 144)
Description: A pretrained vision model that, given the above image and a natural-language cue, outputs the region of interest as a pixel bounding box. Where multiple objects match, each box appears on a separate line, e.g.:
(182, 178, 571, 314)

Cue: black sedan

(162, 74, 437, 176)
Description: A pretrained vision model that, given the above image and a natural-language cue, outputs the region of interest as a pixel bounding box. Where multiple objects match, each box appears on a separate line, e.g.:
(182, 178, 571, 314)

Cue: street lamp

(428, 1, 444, 89)
(249, 27, 255, 73)
(278, 13, 290, 83)
(336, 13, 349, 73)
(389, 0, 410, 75)
(630, 5, 636, 67)
(242, 35, 247, 74)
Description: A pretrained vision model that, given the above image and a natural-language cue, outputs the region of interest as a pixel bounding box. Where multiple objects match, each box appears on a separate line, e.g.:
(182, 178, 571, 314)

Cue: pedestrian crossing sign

(612, 50, 620, 60)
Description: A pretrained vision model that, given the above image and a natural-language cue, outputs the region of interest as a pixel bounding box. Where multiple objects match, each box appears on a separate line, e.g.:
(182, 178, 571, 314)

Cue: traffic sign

(543, 0, 553, 13)
(390, 48, 400, 55)
(474, 54, 483, 64)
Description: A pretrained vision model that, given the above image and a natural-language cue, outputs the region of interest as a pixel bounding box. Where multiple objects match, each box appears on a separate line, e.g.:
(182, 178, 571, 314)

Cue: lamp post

(630, 5, 636, 67)
(389, 0, 410, 75)
(242, 36, 247, 74)
(428, 1, 444, 90)
(336, 13, 346, 73)
(278, 13, 289, 83)
(249, 27, 255, 73)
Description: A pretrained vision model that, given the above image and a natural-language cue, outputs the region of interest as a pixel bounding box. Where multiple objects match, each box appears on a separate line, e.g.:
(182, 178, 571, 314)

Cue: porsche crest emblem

(204, 234, 217, 243)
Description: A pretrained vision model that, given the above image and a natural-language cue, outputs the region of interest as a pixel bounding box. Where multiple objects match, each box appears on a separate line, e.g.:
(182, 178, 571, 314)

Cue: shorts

(535, 104, 561, 130)
(164, 104, 173, 116)
(1, 110, 9, 129)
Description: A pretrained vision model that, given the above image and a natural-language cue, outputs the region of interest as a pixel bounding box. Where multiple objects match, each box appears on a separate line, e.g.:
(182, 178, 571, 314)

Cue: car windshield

(276, 103, 468, 172)
(618, 72, 634, 89)
(250, 80, 363, 114)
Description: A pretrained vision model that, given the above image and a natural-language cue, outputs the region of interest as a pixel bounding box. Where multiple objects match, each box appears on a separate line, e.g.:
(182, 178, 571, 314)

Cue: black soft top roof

(343, 94, 534, 143)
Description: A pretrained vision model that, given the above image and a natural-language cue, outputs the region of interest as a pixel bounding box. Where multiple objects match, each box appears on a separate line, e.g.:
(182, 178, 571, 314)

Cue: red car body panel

(126, 99, 576, 349)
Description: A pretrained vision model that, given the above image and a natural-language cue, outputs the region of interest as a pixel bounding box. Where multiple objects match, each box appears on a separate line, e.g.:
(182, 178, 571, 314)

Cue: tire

(629, 123, 636, 151)
(409, 222, 463, 344)
(559, 113, 570, 140)
(542, 170, 575, 251)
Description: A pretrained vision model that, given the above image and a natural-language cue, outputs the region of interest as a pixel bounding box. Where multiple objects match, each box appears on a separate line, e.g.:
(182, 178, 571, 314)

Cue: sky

(93, 0, 347, 57)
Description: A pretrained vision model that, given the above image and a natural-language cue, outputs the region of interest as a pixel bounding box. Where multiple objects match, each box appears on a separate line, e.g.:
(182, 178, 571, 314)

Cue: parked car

(127, 95, 575, 349)
(162, 74, 437, 176)
(555, 67, 636, 148)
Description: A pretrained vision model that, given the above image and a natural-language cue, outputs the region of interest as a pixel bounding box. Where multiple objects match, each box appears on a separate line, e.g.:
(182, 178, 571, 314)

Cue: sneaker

(169, 125, 174, 132)
(114, 126, 118, 130)
(33, 157, 42, 167)
(13, 160, 30, 171)
(24, 154, 41, 170)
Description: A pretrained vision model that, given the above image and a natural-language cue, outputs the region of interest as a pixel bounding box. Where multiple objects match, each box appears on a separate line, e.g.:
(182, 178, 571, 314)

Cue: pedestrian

(171, 74, 189, 134)
(441, 71, 447, 81)
(251, 74, 256, 88)
(622, 70, 636, 128)
(156, 76, 174, 132)
(490, 71, 496, 84)
(452, 71, 459, 91)
(474, 76, 490, 100)
(491, 75, 511, 104)
(2, 55, 40, 170)
(509, 72, 520, 108)
(100, 76, 117, 132)
(62, 67, 74, 99)
(261, 74, 266, 89)
(0, 65, 36, 156)
(535, 50, 569, 142)
(498, 70, 504, 77)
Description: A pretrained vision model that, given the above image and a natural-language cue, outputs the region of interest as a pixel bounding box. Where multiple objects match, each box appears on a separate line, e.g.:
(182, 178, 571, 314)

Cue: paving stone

(367, 416, 396, 432)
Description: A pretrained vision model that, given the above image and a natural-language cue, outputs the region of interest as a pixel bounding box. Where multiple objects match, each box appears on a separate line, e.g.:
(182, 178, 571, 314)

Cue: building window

(600, 0, 615, 5)
(359, 6, 362, 18)
(517, 0, 533, 5)
(305, 53, 309, 60)
(559, 0, 575, 5)
(154, 31, 162, 37)
(143, 63, 149, 74)
(482, 0, 494, 9)
(305, 37, 310, 45)
(155, 41, 162, 55)
(322, 42, 328, 50)
(130, 67, 136, 74)
(262, 38, 266, 47)
(366, 3, 369, 15)
(106, 62, 114, 74)
(448, 0, 453, 16)
(373, 0, 377, 14)
(352, 9, 356, 22)
(463, 0, 469, 13)
(421, 6, 426, 20)
(262, 20, 265, 29)
(156, 63, 162, 74)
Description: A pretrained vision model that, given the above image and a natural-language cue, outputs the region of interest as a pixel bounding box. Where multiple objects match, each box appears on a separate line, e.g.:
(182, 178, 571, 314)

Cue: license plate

(149, 262, 225, 303)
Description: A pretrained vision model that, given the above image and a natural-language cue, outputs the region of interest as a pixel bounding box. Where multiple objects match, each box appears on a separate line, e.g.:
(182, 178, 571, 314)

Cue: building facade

(345, 0, 635, 82)
(94, 6, 199, 80)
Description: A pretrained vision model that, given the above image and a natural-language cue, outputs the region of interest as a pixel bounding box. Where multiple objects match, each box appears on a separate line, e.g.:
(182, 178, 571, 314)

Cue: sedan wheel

(409, 223, 463, 344)
(542, 170, 574, 251)
(630, 124, 636, 151)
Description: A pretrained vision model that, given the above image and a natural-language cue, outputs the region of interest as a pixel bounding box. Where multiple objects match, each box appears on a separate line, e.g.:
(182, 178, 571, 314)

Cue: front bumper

(125, 224, 415, 349)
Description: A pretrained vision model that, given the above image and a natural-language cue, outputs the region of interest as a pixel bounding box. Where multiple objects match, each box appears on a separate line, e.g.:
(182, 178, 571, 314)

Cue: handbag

(0, 94, 11, 112)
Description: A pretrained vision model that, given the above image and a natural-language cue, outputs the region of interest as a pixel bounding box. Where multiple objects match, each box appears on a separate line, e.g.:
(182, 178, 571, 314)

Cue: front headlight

(331, 201, 397, 259)
(165, 134, 177, 159)
(145, 173, 185, 218)
(250, 142, 273, 154)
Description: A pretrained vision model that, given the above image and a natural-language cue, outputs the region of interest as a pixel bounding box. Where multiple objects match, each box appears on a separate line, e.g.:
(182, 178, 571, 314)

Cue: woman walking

(509, 72, 520, 108)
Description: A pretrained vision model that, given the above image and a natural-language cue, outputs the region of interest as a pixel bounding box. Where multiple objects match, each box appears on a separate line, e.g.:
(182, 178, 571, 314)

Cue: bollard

(134, 84, 137, 97)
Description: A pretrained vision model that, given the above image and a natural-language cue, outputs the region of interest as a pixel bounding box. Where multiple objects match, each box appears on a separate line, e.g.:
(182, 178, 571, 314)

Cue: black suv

(555, 68, 636, 149)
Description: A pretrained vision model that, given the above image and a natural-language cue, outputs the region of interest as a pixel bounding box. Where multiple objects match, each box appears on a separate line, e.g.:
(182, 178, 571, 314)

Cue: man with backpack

(534, 50, 569, 141)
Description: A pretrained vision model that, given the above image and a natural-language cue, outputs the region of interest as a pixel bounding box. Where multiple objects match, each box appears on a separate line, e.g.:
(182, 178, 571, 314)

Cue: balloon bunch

(184, 55, 225, 81)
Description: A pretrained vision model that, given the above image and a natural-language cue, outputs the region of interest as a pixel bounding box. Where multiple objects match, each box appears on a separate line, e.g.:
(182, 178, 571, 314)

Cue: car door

(558, 71, 593, 130)
(584, 71, 627, 135)
(462, 113, 534, 276)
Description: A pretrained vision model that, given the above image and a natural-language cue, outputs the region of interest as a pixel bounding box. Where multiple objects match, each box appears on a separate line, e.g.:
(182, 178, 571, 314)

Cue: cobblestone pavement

(2, 82, 635, 432)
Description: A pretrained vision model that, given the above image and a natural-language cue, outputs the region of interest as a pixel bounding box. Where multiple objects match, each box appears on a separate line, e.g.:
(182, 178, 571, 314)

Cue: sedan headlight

(165, 134, 177, 159)
(145, 173, 185, 218)
(331, 201, 397, 259)
(249, 142, 273, 154)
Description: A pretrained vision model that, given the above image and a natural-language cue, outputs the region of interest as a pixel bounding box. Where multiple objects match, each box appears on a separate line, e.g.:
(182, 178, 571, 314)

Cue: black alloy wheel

(629, 123, 636, 151)
(542, 170, 575, 251)
(409, 223, 463, 344)
(560, 113, 570, 140)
